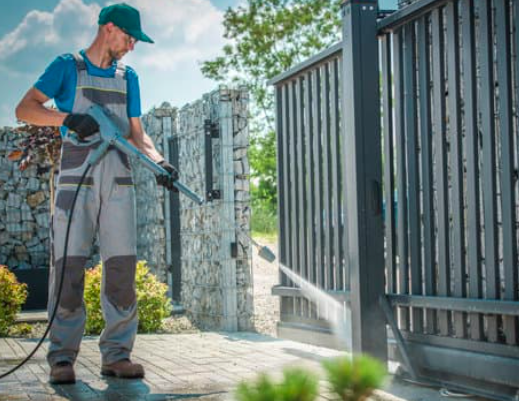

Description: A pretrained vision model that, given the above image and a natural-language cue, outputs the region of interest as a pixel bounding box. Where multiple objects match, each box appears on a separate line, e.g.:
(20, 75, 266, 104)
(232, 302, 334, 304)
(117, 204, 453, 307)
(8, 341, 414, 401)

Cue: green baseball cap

(98, 3, 154, 44)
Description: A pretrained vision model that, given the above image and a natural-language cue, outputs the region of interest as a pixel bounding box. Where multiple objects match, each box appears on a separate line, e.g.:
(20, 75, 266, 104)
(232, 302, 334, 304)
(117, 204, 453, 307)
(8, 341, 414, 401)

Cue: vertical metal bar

(394, 29, 410, 331)
(276, 87, 286, 266)
(204, 126, 213, 200)
(381, 33, 396, 298)
(446, 0, 467, 339)
(305, 71, 316, 319)
(417, 14, 436, 335)
(282, 83, 294, 316)
(495, 0, 518, 345)
(431, 7, 451, 336)
(342, 0, 386, 360)
(289, 80, 299, 317)
(296, 76, 306, 318)
(169, 137, 182, 302)
(313, 68, 324, 293)
(461, 0, 483, 341)
(403, 22, 423, 334)
(478, 0, 499, 342)
(339, 55, 350, 292)
(321, 62, 333, 293)
(330, 58, 343, 292)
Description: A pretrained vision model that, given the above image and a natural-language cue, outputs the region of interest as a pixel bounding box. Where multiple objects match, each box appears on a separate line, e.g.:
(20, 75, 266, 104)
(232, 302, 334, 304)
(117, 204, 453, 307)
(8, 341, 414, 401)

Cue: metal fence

(269, 43, 350, 347)
(379, 0, 519, 398)
(270, 0, 519, 399)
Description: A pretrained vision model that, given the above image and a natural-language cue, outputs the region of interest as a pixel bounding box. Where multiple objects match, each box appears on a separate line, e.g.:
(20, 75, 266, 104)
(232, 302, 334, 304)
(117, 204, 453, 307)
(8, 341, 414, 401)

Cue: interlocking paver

(0, 332, 489, 401)
(0, 332, 344, 401)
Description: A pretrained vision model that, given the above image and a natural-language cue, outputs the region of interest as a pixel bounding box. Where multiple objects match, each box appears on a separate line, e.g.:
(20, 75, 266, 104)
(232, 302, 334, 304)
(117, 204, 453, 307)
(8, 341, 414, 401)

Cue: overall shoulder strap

(115, 61, 127, 80)
(71, 53, 87, 72)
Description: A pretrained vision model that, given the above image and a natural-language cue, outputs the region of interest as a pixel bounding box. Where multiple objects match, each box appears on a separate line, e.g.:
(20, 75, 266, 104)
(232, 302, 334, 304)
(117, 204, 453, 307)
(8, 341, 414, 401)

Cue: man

(15, 3, 177, 384)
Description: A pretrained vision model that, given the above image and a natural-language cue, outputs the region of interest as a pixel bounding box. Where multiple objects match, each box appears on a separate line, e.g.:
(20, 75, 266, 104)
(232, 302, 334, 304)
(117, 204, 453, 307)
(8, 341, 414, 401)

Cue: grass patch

(251, 203, 278, 238)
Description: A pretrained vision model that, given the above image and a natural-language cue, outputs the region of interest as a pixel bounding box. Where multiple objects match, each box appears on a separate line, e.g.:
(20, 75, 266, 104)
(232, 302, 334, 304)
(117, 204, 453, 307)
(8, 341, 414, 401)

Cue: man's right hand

(63, 113, 99, 140)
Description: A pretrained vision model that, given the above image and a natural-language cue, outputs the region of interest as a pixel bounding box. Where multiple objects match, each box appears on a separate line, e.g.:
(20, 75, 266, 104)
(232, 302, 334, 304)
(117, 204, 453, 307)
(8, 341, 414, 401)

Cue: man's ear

(103, 22, 116, 34)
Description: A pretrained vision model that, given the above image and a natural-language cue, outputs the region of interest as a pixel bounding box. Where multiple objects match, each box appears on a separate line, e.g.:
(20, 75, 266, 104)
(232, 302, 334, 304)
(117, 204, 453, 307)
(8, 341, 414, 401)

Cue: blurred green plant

(84, 260, 172, 335)
(0, 265, 28, 337)
(236, 355, 385, 401)
(235, 373, 279, 401)
(322, 355, 387, 401)
(235, 367, 319, 401)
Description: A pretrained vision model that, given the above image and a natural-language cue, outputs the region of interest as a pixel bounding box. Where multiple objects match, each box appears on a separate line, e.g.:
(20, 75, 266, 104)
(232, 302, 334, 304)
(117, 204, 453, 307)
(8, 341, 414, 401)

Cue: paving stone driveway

(0, 332, 344, 400)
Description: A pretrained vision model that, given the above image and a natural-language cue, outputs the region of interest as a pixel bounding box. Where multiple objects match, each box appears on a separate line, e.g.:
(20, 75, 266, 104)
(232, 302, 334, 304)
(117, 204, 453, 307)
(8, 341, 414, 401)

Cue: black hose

(0, 165, 91, 379)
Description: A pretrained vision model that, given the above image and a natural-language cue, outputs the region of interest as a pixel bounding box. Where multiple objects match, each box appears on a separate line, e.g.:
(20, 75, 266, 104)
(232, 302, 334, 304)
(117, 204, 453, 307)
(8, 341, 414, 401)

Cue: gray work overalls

(48, 52, 138, 367)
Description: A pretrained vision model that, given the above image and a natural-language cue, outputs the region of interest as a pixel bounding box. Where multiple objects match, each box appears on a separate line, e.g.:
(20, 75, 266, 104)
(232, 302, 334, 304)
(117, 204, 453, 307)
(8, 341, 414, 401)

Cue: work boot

(49, 361, 76, 384)
(101, 359, 145, 379)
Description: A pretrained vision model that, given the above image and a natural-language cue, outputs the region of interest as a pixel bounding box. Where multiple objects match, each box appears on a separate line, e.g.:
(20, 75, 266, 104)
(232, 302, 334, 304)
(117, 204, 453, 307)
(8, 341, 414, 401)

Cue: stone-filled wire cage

(131, 86, 253, 332)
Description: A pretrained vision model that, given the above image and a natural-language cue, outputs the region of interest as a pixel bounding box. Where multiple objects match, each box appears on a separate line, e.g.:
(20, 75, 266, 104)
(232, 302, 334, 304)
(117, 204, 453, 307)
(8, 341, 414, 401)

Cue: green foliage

(251, 202, 278, 236)
(8, 323, 32, 337)
(202, 0, 341, 116)
(235, 374, 279, 401)
(235, 367, 318, 401)
(202, 0, 342, 213)
(322, 355, 387, 401)
(250, 130, 277, 211)
(277, 368, 319, 401)
(0, 266, 28, 337)
(84, 260, 172, 335)
(236, 356, 385, 401)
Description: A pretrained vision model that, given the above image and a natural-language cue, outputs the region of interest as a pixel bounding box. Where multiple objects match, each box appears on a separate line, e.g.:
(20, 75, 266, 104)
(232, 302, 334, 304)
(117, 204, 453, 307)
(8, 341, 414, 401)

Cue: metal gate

(270, 0, 519, 399)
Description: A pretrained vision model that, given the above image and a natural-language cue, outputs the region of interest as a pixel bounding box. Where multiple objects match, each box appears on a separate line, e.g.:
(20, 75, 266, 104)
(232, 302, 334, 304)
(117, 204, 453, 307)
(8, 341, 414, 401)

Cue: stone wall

(145, 87, 253, 331)
(0, 129, 52, 270)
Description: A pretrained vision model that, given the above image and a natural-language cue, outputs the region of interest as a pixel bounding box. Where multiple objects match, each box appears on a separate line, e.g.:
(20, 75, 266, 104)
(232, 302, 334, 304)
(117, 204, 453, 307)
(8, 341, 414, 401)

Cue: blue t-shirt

(34, 49, 141, 136)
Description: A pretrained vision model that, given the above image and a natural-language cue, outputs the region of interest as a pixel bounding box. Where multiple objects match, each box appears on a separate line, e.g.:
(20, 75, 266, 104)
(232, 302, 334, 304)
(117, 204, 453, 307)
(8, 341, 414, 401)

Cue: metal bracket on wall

(230, 242, 238, 258)
(204, 119, 221, 201)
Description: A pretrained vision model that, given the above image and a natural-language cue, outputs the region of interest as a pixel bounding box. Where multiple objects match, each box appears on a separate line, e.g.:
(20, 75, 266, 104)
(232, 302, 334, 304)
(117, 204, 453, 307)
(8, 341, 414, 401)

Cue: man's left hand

(156, 160, 179, 192)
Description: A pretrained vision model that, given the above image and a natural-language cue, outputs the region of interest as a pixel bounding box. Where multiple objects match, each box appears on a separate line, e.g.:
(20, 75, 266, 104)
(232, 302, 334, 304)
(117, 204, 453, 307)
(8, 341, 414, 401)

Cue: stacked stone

(132, 103, 177, 281)
(232, 87, 253, 331)
(0, 128, 52, 270)
(176, 86, 253, 331)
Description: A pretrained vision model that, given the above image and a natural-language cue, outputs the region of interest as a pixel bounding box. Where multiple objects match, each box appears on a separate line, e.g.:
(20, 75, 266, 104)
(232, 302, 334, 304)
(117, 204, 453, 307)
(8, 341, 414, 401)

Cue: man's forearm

(16, 92, 67, 127)
(128, 132, 163, 163)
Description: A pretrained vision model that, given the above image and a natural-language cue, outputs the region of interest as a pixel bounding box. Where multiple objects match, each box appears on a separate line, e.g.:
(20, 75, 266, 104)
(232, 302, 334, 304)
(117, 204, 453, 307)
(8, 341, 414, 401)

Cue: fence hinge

(207, 189, 221, 201)
(204, 119, 219, 138)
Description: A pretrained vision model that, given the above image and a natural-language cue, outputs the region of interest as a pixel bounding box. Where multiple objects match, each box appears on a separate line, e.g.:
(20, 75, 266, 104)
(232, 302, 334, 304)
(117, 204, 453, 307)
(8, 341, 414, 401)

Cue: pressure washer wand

(86, 104, 204, 205)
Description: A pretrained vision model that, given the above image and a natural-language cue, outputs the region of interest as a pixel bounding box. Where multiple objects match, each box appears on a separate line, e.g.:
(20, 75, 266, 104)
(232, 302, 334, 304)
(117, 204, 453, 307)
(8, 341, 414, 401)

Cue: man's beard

(108, 48, 125, 61)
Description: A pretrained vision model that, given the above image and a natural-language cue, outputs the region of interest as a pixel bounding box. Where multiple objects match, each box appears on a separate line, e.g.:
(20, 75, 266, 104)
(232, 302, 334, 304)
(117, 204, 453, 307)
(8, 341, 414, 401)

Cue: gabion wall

(171, 87, 252, 331)
(132, 103, 175, 282)
(0, 129, 52, 269)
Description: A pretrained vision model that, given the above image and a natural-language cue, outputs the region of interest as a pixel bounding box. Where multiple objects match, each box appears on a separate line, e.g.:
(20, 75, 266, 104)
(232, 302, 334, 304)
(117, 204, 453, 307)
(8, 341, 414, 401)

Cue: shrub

(84, 260, 172, 335)
(322, 355, 386, 401)
(235, 367, 318, 401)
(0, 266, 28, 337)
(236, 355, 386, 401)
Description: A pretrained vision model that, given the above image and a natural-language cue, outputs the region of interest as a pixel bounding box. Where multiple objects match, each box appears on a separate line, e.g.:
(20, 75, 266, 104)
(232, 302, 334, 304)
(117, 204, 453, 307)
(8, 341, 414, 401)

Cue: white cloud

(122, 0, 226, 72)
(0, 0, 99, 72)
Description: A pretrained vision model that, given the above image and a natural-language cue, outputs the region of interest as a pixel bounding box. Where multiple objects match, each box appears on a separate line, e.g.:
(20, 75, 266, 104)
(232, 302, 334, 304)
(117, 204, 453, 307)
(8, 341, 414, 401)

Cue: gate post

(341, 0, 387, 361)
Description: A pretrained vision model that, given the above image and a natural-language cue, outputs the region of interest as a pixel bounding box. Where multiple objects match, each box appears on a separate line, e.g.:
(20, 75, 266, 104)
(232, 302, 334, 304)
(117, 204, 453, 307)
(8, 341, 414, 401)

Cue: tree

(201, 0, 342, 228)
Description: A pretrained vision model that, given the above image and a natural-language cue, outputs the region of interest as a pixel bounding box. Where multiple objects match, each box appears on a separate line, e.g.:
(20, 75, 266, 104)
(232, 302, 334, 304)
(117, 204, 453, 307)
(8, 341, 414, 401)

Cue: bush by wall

(0, 265, 28, 336)
(84, 260, 172, 335)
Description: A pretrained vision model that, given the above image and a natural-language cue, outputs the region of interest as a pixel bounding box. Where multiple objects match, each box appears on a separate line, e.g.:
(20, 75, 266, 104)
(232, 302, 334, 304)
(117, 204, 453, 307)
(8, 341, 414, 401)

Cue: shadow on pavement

(51, 378, 229, 400)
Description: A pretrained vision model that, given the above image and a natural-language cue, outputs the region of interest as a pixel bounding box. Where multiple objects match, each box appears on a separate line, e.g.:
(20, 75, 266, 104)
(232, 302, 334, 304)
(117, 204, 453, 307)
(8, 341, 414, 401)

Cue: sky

(0, 0, 397, 128)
